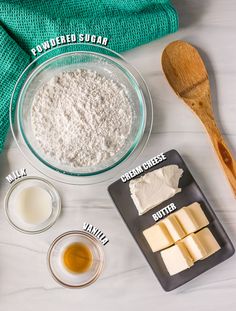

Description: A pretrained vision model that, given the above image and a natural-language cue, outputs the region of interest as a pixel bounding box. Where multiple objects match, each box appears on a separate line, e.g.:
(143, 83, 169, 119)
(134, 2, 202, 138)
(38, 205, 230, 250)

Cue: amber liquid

(62, 242, 93, 274)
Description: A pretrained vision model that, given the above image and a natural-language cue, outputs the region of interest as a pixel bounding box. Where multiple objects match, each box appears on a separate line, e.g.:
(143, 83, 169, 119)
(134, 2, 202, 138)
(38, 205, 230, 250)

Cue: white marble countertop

(1, 1, 236, 310)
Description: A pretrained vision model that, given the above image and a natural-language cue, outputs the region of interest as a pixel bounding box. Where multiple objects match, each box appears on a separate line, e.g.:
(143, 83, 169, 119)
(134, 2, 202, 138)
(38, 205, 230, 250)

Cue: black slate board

(108, 149, 235, 291)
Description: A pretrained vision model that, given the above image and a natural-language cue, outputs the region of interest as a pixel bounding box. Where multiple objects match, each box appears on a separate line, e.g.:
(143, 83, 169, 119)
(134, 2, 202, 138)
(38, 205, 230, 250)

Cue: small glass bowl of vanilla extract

(47, 231, 104, 288)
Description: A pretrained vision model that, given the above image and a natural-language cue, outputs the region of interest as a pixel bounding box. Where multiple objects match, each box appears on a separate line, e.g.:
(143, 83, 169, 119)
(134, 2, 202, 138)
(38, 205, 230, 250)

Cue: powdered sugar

(31, 69, 132, 168)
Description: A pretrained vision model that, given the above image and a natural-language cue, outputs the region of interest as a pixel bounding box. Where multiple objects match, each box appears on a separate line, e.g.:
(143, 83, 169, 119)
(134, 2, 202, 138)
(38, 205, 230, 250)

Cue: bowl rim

(4, 176, 61, 234)
(10, 43, 153, 185)
(47, 230, 105, 288)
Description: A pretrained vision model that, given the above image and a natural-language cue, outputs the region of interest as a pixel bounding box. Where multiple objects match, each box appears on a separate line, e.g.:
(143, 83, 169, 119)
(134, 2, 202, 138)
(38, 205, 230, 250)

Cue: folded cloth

(0, 0, 178, 152)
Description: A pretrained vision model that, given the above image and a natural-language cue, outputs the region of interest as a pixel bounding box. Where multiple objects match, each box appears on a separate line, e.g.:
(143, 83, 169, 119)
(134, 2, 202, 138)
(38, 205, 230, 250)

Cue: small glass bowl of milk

(4, 176, 61, 234)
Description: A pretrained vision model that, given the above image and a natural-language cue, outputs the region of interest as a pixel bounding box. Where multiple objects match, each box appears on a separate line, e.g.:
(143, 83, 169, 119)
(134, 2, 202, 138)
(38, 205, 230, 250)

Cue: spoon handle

(200, 112, 236, 197)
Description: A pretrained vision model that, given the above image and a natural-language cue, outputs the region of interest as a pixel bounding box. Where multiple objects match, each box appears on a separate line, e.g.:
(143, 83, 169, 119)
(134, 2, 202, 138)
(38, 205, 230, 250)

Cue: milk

(15, 186, 52, 225)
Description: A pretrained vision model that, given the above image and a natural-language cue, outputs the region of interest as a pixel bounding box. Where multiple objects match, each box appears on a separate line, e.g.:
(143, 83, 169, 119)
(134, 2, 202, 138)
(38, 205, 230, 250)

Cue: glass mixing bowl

(10, 44, 153, 184)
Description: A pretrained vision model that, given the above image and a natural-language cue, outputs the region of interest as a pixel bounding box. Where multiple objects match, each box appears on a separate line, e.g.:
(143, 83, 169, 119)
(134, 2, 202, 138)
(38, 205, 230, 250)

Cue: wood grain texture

(0, 1, 236, 310)
(162, 40, 236, 197)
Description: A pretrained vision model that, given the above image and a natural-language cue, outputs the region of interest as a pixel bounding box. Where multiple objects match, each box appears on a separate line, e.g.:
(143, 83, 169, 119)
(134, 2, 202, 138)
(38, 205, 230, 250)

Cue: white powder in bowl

(31, 69, 133, 168)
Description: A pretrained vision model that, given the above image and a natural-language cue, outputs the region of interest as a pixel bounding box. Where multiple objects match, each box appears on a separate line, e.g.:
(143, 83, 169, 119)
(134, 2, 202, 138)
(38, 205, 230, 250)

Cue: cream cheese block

(182, 233, 207, 261)
(161, 242, 194, 276)
(129, 165, 183, 215)
(175, 202, 209, 234)
(143, 222, 174, 252)
(162, 214, 185, 242)
(195, 228, 221, 258)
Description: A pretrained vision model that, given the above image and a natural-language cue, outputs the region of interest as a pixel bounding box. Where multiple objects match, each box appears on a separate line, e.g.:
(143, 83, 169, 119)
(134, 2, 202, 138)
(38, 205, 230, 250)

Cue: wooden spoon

(161, 40, 236, 197)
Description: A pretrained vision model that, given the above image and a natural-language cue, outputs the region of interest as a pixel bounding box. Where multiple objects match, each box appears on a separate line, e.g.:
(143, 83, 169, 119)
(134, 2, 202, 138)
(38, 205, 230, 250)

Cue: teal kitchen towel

(0, 0, 178, 152)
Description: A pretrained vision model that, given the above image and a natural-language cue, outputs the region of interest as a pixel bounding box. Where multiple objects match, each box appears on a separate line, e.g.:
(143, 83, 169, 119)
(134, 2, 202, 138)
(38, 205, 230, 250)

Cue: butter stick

(175, 202, 209, 234)
(161, 242, 194, 276)
(195, 228, 221, 258)
(143, 222, 174, 252)
(182, 233, 207, 262)
(162, 214, 185, 242)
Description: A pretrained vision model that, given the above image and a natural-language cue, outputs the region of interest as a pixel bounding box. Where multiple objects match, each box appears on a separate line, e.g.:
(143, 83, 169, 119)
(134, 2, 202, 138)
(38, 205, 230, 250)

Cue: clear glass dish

(4, 176, 61, 234)
(47, 231, 104, 288)
(10, 44, 153, 184)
